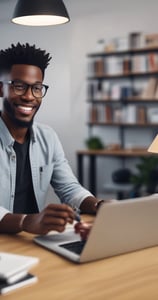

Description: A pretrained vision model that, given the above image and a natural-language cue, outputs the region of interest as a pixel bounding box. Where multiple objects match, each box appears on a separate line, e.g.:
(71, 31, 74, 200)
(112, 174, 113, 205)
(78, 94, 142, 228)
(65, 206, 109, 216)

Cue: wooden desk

(77, 149, 151, 195)
(1, 217, 158, 300)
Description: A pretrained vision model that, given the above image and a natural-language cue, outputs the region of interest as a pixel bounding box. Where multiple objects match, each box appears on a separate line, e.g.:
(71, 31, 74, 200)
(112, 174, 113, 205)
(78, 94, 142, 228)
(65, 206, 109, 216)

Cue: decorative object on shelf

(106, 144, 121, 150)
(85, 136, 104, 150)
(12, 0, 70, 26)
(145, 33, 158, 47)
(130, 156, 158, 195)
(128, 32, 145, 49)
(95, 39, 105, 52)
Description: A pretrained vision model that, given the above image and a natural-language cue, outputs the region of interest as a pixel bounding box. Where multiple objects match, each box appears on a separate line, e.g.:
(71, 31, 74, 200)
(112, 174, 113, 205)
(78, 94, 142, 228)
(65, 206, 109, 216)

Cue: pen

(73, 207, 81, 222)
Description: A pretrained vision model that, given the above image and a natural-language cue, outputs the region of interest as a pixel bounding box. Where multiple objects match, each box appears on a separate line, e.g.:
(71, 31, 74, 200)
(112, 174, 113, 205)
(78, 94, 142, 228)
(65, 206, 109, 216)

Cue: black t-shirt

(13, 137, 39, 214)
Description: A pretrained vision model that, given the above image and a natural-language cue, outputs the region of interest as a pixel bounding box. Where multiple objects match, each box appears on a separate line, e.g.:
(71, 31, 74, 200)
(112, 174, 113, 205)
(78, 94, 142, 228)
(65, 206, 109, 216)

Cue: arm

(79, 196, 98, 214)
(0, 203, 76, 235)
(0, 213, 25, 234)
(80, 196, 117, 215)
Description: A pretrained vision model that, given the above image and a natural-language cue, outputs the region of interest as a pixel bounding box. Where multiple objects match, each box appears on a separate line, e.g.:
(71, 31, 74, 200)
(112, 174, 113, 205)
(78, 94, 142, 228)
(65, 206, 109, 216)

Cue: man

(0, 43, 103, 235)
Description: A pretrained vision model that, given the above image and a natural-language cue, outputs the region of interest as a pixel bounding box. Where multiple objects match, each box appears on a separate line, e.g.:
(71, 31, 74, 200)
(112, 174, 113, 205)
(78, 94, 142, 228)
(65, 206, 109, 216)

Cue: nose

(21, 86, 34, 101)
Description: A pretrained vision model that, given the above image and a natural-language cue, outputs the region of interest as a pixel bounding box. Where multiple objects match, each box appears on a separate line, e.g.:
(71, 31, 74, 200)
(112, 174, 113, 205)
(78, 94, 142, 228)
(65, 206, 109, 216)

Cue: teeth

(18, 106, 33, 111)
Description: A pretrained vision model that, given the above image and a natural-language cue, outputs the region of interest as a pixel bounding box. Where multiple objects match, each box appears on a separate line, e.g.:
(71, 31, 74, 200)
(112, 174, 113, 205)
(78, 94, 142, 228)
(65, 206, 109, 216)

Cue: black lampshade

(12, 0, 70, 26)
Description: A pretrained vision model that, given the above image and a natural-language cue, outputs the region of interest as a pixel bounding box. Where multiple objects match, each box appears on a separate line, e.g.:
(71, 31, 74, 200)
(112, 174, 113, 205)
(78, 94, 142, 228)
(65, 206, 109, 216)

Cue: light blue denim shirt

(0, 117, 93, 220)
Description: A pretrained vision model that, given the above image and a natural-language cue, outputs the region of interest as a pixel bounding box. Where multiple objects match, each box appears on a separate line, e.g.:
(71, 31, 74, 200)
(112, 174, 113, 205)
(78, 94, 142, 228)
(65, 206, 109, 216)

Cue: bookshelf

(87, 46, 158, 149)
(77, 40, 158, 198)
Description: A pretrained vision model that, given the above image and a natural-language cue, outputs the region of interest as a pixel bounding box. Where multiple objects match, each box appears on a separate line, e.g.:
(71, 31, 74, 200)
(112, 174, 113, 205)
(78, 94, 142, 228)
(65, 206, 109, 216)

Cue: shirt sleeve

(0, 207, 11, 221)
(50, 131, 94, 208)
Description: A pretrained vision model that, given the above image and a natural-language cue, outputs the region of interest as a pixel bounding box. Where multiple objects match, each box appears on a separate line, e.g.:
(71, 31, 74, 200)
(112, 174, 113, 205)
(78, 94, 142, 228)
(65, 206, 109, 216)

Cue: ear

(0, 82, 3, 97)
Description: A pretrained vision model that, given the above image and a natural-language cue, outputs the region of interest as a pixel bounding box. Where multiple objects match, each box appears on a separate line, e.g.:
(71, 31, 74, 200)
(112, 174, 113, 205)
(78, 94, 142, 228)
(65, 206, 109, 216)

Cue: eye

(14, 83, 25, 90)
(33, 85, 43, 92)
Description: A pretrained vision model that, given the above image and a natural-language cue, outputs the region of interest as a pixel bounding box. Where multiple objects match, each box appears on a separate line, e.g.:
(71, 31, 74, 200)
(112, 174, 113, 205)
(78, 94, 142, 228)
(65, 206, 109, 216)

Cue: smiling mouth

(18, 105, 33, 111)
(15, 104, 36, 114)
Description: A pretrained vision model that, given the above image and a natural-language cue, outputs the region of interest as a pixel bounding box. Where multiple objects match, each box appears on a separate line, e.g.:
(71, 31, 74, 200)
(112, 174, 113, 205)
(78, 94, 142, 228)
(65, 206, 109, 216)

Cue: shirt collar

(0, 114, 36, 147)
(0, 117, 14, 148)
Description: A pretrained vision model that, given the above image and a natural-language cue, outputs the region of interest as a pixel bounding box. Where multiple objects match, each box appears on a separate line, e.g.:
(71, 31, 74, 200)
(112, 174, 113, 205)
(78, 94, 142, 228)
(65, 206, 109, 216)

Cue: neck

(11, 128, 29, 144)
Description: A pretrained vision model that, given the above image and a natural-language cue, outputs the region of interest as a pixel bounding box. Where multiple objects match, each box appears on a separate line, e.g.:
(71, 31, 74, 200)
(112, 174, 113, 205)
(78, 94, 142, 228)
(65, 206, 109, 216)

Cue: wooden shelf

(87, 122, 158, 127)
(87, 98, 158, 104)
(87, 46, 158, 57)
(77, 148, 152, 157)
(88, 70, 158, 80)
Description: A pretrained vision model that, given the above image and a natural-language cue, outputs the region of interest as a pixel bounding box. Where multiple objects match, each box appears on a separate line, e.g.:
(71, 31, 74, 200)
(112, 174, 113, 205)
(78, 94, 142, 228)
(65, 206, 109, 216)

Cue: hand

(23, 203, 75, 235)
(74, 221, 92, 240)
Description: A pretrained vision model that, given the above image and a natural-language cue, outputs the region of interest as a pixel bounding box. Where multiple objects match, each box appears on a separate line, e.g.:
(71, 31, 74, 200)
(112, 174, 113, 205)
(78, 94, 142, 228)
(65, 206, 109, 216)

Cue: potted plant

(85, 136, 104, 150)
(130, 156, 158, 196)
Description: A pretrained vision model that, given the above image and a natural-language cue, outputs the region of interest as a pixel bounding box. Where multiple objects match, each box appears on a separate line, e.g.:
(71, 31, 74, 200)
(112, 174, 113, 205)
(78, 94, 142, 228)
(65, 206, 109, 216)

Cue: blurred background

(0, 0, 158, 199)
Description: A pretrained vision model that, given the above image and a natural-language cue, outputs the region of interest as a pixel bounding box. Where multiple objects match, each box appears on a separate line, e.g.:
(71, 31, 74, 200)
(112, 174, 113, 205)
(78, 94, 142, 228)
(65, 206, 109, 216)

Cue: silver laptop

(34, 195, 158, 263)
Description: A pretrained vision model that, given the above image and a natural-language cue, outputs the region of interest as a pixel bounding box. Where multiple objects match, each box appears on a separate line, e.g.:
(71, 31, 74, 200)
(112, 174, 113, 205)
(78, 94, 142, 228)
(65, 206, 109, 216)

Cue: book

(106, 56, 123, 75)
(125, 105, 137, 123)
(6, 270, 28, 284)
(89, 106, 98, 122)
(137, 106, 146, 124)
(154, 82, 158, 99)
(0, 252, 39, 282)
(105, 105, 113, 122)
(147, 107, 158, 123)
(0, 273, 37, 294)
(93, 58, 105, 76)
(141, 77, 157, 99)
(111, 84, 121, 100)
(148, 53, 158, 71)
(123, 57, 131, 73)
(132, 55, 147, 72)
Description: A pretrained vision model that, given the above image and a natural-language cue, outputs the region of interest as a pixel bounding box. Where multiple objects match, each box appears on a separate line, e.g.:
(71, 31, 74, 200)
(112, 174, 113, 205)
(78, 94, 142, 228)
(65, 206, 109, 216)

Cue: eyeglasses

(3, 80, 49, 99)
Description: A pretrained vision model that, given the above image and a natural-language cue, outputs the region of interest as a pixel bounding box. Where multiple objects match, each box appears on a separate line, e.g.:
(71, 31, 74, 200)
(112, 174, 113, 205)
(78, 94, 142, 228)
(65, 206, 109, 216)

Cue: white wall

(0, 0, 158, 197)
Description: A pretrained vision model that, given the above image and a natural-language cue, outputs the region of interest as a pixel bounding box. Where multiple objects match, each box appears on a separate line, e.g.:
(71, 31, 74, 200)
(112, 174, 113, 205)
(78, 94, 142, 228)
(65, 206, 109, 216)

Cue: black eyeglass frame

(3, 80, 49, 99)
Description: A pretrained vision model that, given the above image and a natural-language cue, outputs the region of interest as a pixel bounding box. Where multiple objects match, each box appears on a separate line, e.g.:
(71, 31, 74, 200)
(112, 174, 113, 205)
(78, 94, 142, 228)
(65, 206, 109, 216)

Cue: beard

(3, 98, 38, 128)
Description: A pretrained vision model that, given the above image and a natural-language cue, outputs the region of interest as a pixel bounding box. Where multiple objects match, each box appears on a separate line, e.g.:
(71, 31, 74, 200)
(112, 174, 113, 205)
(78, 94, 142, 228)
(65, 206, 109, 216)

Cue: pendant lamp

(12, 0, 70, 26)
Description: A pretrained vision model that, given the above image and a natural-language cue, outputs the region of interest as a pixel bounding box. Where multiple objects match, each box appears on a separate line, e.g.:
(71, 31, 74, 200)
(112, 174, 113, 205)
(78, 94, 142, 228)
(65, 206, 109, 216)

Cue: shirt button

(11, 155, 16, 160)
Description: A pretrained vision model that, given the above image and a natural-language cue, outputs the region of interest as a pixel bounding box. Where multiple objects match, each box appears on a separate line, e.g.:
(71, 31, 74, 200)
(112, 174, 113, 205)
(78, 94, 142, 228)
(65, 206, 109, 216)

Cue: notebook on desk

(34, 194, 158, 263)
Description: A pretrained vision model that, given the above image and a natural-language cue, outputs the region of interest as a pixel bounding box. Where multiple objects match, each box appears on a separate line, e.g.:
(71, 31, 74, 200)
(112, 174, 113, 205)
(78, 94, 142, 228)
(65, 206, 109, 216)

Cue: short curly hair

(0, 43, 52, 77)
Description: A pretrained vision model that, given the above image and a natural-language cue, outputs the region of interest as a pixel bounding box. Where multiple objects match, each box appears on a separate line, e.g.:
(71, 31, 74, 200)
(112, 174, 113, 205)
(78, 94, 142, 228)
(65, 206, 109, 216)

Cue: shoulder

(32, 122, 60, 144)
(31, 122, 64, 155)
(33, 121, 56, 134)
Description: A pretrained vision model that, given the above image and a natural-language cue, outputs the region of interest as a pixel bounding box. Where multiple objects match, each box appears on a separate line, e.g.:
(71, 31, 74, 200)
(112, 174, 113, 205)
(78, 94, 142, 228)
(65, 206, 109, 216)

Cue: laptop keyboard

(59, 240, 86, 255)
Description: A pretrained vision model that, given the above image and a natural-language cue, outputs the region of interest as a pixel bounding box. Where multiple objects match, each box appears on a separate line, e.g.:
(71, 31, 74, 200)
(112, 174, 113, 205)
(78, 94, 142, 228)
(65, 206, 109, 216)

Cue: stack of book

(0, 252, 39, 294)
